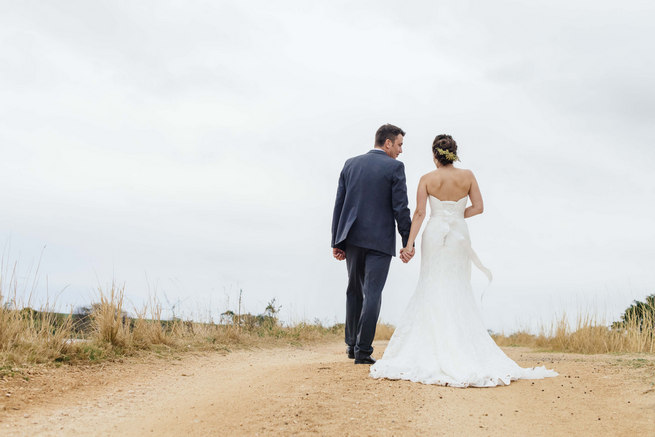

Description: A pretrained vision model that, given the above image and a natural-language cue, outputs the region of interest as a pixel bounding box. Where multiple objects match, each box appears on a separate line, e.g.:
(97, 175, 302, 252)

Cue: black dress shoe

(354, 356, 376, 365)
(346, 347, 355, 359)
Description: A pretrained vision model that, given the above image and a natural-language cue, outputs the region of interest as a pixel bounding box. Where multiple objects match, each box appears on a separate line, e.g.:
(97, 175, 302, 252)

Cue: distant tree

(19, 307, 38, 319)
(264, 298, 281, 318)
(219, 298, 282, 331)
(72, 303, 129, 334)
(220, 310, 235, 325)
(612, 294, 655, 331)
(72, 305, 96, 333)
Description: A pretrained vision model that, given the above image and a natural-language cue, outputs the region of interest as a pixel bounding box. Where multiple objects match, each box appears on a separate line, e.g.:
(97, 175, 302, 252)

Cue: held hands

(332, 248, 346, 261)
(399, 246, 415, 263)
(333, 247, 412, 262)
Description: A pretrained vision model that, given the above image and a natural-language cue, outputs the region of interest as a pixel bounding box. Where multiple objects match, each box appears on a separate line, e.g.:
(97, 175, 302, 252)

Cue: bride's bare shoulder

(456, 168, 475, 178)
(420, 170, 439, 180)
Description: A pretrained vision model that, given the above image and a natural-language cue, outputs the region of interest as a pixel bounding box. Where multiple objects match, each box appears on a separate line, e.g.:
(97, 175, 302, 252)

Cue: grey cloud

(0, 1, 653, 332)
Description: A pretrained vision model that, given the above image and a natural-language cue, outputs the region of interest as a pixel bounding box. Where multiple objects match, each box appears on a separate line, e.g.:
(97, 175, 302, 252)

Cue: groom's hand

(332, 248, 346, 261)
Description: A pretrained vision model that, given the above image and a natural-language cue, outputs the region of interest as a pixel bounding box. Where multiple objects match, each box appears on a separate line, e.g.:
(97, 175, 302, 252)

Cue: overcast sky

(1, 1, 654, 333)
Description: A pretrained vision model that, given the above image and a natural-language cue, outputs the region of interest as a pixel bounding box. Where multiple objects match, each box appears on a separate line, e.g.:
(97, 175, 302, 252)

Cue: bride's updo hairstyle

(432, 134, 459, 165)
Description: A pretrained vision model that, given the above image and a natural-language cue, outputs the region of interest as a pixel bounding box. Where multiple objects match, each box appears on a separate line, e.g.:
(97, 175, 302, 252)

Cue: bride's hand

(400, 247, 415, 263)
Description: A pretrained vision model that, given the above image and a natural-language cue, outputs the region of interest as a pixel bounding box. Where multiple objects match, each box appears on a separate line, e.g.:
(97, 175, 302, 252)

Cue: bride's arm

(403, 175, 429, 252)
(464, 170, 484, 218)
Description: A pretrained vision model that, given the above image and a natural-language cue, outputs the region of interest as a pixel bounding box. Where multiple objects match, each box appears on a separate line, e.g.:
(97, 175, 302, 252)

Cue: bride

(369, 134, 557, 387)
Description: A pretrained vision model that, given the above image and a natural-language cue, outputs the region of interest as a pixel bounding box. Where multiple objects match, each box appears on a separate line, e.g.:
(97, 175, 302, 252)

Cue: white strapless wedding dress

(370, 195, 557, 387)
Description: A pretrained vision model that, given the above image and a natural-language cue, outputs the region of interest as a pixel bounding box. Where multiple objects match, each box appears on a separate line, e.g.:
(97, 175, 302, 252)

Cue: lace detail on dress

(369, 196, 557, 387)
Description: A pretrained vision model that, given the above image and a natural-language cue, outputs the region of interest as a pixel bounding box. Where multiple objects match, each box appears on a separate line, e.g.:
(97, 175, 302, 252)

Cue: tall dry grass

(0, 261, 76, 368)
(3, 257, 653, 370)
(492, 312, 655, 354)
(85, 283, 344, 357)
(131, 296, 170, 347)
(1, 280, 342, 369)
(374, 323, 395, 341)
(93, 284, 130, 347)
(0, 306, 74, 366)
(369, 313, 655, 355)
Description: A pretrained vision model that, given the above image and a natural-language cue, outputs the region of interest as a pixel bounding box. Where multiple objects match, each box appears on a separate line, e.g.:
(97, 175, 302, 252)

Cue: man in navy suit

(331, 124, 414, 364)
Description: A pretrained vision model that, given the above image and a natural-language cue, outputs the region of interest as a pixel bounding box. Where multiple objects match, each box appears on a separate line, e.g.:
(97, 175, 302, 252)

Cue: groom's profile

(331, 123, 413, 364)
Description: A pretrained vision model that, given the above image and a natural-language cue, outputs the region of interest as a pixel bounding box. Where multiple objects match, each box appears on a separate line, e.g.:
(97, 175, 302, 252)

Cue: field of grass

(2, 266, 653, 372)
(491, 312, 654, 354)
(0, 282, 343, 371)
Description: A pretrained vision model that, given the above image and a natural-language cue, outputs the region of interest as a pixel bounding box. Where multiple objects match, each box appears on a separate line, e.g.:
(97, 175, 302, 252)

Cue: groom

(331, 123, 414, 365)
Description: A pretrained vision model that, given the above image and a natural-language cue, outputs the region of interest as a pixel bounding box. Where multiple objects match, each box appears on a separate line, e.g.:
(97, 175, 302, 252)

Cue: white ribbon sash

(434, 213, 493, 300)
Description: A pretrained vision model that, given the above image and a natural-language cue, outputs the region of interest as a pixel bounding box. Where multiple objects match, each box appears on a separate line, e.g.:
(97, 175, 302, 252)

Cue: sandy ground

(1, 341, 654, 436)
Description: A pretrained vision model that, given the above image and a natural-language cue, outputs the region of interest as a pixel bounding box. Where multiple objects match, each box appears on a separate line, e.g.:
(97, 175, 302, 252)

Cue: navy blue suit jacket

(331, 149, 412, 257)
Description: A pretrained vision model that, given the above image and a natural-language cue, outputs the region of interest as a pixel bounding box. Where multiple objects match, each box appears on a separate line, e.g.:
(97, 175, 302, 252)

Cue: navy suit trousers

(345, 243, 392, 358)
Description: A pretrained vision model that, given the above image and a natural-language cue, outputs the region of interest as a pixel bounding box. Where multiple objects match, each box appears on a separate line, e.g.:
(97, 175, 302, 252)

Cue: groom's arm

(391, 162, 412, 248)
(331, 168, 347, 252)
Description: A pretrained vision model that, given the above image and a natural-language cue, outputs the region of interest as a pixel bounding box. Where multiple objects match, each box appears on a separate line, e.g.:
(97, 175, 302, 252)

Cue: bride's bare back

(420, 166, 483, 218)
(399, 134, 484, 261)
(424, 167, 474, 202)
(402, 165, 484, 254)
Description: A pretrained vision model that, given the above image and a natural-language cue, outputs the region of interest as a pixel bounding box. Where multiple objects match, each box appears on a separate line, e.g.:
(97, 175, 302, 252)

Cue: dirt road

(1, 341, 654, 436)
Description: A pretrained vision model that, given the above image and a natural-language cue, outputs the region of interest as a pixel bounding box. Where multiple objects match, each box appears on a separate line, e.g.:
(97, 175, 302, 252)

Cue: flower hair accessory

(435, 148, 459, 162)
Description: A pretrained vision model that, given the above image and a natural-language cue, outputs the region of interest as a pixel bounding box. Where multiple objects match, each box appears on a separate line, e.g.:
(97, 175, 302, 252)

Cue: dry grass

(370, 314, 655, 355)
(0, 261, 77, 368)
(0, 280, 342, 370)
(3, 258, 653, 371)
(131, 297, 170, 348)
(492, 312, 655, 354)
(93, 284, 130, 347)
(374, 323, 395, 341)
(0, 306, 74, 366)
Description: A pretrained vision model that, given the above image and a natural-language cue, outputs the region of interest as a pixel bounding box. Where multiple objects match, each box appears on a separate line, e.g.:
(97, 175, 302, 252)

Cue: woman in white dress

(370, 134, 557, 387)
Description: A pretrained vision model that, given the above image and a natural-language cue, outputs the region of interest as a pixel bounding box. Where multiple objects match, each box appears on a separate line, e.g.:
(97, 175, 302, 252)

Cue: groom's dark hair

(375, 124, 405, 147)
